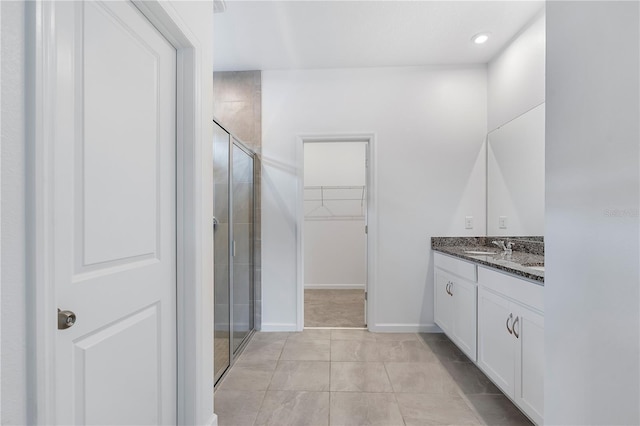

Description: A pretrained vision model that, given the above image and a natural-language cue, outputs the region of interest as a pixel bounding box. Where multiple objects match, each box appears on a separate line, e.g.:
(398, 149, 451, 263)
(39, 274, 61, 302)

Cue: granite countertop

(431, 237, 544, 285)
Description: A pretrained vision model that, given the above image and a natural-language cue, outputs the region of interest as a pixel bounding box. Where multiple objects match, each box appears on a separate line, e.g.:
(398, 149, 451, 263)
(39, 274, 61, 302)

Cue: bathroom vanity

(432, 237, 544, 425)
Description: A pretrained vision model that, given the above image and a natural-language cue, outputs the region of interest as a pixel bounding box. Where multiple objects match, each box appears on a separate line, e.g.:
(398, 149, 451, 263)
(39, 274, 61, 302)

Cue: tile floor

(214, 330, 533, 426)
(215, 332, 230, 380)
(305, 289, 365, 328)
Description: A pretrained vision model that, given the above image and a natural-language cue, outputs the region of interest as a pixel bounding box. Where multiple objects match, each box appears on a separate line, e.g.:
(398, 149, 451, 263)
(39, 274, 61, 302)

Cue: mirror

(487, 103, 545, 236)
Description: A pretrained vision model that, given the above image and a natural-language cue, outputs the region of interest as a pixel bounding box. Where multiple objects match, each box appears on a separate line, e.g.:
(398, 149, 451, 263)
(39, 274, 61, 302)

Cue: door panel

(81, 0, 160, 268)
(213, 122, 231, 382)
(55, 2, 177, 424)
(452, 278, 477, 361)
(74, 305, 160, 425)
(515, 307, 545, 424)
(477, 288, 515, 396)
(434, 270, 453, 334)
(231, 142, 254, 352)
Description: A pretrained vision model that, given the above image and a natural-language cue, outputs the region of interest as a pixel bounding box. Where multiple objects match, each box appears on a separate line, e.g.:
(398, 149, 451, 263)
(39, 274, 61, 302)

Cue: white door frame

(295, 134, 377, 331)
(26, 2, 214, 425)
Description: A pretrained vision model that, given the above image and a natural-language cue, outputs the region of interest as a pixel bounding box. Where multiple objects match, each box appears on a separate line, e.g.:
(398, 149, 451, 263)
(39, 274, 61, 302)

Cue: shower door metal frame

(229, 136, 256, 359)
(213, 119, 256, 386)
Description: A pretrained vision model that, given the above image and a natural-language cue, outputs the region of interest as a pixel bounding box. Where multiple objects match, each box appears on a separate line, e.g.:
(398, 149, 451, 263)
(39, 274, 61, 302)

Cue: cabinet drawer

(478, 266, 543, 313)
(434, 252, 477, 282)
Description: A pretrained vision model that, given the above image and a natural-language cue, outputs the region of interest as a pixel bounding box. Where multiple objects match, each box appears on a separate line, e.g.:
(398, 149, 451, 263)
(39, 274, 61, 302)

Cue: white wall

(1, 2, 214, 424)
(1, 2, 28, 423)
(304, 142, 366, 289)
(488, 11, 545, 131)
(545, 2, 639, 424)
(262, 66, 487, 331)
(304, 142, 366, 186)
(304, 221, 366, 289)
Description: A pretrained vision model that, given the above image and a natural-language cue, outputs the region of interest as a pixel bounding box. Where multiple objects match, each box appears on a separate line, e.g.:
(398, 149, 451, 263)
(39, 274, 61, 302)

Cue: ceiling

(213, 1, 544, 71)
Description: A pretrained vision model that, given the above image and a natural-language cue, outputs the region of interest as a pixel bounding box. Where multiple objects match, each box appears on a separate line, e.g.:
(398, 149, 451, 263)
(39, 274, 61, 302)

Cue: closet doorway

(302, 141, 368, 328)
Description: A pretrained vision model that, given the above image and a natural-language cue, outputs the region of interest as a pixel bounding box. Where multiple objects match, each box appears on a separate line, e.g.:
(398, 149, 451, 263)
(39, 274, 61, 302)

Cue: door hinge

(365, 225, 368, 234)
(364, 291, 368, 301)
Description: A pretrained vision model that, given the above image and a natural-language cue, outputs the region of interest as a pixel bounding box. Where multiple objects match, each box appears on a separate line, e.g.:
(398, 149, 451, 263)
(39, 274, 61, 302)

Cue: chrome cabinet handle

(506, 313, 513, 334)
(449, 282, 453, 296)
(445, 282, 450, 295)
(513, 316, 520, 338)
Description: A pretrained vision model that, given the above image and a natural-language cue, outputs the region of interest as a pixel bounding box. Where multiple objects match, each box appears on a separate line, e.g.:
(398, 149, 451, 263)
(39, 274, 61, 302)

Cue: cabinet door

(514, 306, 544, 425)
(477, 287, 515, 396)
(434, 270, 454, 334)
(451, 278, 477, 362)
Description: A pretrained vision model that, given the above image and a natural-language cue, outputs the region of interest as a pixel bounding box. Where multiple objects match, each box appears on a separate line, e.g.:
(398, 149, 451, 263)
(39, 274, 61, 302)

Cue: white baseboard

(368, 323, 442, 333)
(304, 284, 365, 290)
(260, 323, 298, 332)
(208, 413, 218, 426)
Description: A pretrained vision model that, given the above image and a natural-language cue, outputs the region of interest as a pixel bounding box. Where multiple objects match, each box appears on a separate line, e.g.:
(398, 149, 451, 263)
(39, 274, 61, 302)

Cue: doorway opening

(302, 141, 368, 328)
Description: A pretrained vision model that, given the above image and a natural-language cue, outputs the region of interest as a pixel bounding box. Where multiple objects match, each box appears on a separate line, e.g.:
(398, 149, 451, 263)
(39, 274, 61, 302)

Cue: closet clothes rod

(303, 185, 366, 205)
(304, 185, 365, 189)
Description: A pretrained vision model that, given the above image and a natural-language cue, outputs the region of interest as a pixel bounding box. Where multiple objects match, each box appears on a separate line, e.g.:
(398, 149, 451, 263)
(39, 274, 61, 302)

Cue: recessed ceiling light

(472, 33, 490, 45)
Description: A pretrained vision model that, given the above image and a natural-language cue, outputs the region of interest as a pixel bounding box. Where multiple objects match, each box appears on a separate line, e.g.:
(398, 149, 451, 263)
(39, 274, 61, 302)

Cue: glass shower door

(231, 141, 254, 353)
(213, 123, 230, 383)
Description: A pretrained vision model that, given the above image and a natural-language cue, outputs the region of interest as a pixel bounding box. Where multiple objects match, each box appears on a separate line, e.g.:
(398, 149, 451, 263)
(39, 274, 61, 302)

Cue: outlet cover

(465, 216, 473, 229)
(499, 216, 508, 229)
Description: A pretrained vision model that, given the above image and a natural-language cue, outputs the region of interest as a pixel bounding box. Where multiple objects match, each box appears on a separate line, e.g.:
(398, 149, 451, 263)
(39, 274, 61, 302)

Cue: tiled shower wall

(213, 71, 262, 330)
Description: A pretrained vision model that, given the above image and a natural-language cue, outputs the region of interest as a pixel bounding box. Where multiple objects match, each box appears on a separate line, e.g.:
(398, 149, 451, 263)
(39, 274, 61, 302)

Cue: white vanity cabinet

(434, 253, 478, 361)
(477, 266, 544, 425)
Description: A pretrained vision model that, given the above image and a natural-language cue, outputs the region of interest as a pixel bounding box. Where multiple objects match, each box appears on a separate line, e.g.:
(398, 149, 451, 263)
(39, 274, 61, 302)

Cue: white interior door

(53, 2, 177, 424)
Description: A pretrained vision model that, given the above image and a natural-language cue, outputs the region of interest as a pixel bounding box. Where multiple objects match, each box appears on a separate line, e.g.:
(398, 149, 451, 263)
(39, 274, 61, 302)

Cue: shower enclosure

(213, 120, 256, 384)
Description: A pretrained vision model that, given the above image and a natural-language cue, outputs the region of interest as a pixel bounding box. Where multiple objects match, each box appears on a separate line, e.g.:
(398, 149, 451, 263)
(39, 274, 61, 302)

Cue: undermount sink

(464, 250, 498, 255)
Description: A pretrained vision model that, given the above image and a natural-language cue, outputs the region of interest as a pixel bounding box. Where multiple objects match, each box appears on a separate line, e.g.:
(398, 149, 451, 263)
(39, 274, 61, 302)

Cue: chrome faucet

(492, 240, 514, 254)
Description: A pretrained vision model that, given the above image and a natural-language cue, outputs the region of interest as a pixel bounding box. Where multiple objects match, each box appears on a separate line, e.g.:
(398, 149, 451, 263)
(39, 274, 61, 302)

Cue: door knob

(58, 308, 76, 330)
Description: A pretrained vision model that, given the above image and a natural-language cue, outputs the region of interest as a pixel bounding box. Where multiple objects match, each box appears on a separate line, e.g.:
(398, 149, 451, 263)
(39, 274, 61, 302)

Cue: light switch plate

(499, 216, 508, 229)
(465, 216, 473, 229)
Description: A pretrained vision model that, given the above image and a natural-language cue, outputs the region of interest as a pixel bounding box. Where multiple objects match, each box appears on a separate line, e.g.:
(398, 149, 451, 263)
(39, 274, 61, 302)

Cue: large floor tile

(280, 339, 330, 361)
(304, 289, 365, 328)
(214, 390, 265, 426)
(396, 393, 482, 425)
(251, 332, 292, 342)
(218, 360, 277, 391)
(419, 334, 471, 362)
(329, 392, 404, 426)
(254, 391, 330, 426)
(465, 394, 534, 425)
(417, 332, 449, 342)
(385, 361, 461, 395)
(331, 329, 376, 341)
(288, 329, 332, 341)
(372, 332, 418, 342)
(239, 339, 286, 361)
(305, 304, 364, 328)
(440, 359, 503, 395)
(377, 340, 436, 362)
(331, 340, 381, 361)
(330, 362, 393, 393)
(269, 361, 330, 391)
